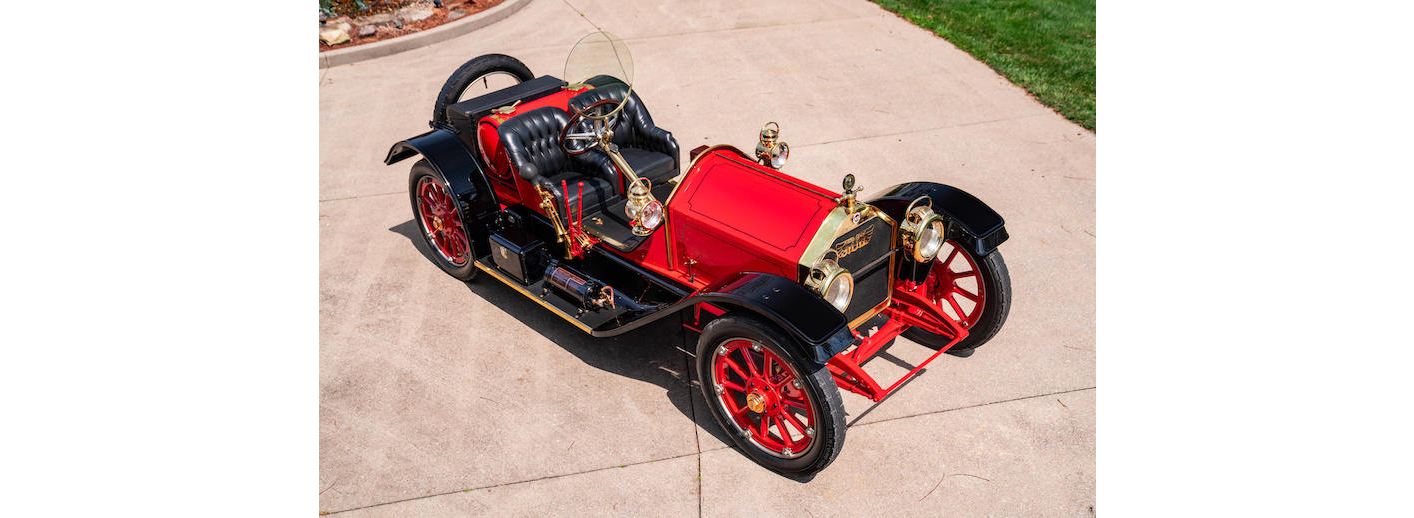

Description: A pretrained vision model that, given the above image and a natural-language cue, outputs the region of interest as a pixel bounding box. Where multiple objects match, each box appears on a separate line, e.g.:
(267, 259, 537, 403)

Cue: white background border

(3, 0, 1413, 515)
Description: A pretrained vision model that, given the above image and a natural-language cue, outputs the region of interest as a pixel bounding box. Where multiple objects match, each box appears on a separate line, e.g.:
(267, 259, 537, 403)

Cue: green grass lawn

(872, 0, 1095, 130)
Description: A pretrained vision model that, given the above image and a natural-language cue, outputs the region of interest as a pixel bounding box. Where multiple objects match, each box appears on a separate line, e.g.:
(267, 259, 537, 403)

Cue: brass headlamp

(804, 251, 854, 312)
(755, 122, 789, 169)
(899, 196, 946, 262)
(624, 177, 661, 236)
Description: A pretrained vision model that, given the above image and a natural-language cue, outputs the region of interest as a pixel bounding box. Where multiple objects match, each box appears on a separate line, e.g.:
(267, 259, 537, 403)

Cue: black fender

(386, 129, 500, 255)
(693, 272, 856, 364)
(596, 271, 856, 365)
(867, 182, 1008, 257)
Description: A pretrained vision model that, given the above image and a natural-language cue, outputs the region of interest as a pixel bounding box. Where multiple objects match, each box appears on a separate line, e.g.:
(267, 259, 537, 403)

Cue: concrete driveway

(319, 0, 1095, 515)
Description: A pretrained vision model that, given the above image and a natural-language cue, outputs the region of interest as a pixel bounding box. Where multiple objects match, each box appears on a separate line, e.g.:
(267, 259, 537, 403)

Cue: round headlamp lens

(769, 142, 789, 169)
(638, 200, 664, 230)
(823, 270, 853, 312)
(916, 219, 944, 261)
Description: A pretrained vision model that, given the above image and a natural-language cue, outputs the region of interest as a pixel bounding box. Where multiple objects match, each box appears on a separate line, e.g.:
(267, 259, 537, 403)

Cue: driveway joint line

(618, 16, 877, 45)
(795, 113, 1048, 149)
(323, 451, 701, 515)
(452, 15, 878, 60)
(696, 386, 1096, 453)
(682, 351, 703, 518)
(853, 386, 1095, 429)
(323, 386, 1096, 514)
(320, 191, 403, 203)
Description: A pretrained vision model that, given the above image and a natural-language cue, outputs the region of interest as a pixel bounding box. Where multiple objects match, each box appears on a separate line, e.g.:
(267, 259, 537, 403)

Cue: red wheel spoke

(721, 380, 747, 393)
(770, 371, 794, 389)
(757, 415, 770, 439)
(941, 247, 959, 268)
(908, 240, 987, 327)
(782, 409, 809, 436)
(762, 354, 775, 380)
(741, 349, 761, 378)
(416, 177, 469, 266)
(723, 358, 749, 381)
(452, 233, 468, 260)
(775, 416, 795, 448)
(946, 294, 968, 320)
(782, 398, 809, 411)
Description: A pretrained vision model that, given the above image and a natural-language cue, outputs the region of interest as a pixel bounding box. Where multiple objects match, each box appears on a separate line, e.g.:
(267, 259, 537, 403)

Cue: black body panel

(588, 271, 855, 364)
(868, 182, 1008, 257)
(384, 128, 500, 257)
(829, 217, 893, 324)
(445, 75, 565, 150)
(489, 228, 545, 284)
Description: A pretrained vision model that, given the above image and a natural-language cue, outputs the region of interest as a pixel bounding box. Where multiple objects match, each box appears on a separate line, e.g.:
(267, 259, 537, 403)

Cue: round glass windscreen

(564, 31, 634, 91)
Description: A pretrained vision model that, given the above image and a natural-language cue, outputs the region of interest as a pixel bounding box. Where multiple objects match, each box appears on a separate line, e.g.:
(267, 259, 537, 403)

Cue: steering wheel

(560, 98, 622, 155)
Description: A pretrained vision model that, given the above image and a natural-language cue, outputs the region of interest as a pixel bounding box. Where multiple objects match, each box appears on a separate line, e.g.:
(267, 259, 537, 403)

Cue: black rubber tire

(695, 314, 847, 478)
(408, 159, 478, 281)
(903, 246, 1011, 356)
(431, 54, 534, 125)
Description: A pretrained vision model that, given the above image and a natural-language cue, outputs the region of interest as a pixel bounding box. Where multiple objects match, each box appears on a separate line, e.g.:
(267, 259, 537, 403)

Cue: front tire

(902, 241, 1011, 356)
(696, 314, 846, 477)
(409, 159, 478, 281)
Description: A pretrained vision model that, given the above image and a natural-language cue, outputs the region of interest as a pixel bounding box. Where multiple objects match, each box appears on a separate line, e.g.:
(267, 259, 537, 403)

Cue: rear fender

(386, 129, 500, 254)
(867, 182, 1008, 257)
(693, 272, 856, 365)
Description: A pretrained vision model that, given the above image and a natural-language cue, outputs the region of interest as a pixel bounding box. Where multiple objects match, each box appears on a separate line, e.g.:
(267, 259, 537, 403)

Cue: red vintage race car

(385, 32, 1012, 477)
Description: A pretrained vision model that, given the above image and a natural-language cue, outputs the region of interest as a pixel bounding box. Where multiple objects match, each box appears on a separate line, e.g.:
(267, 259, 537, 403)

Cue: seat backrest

(568, 83, 655, 147)
(498, 107, 577, 182)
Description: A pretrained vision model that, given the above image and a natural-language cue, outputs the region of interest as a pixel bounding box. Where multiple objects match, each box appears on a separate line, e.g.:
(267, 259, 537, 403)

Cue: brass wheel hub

(432, 216, 443, 231)
(745, 392, 766, 414)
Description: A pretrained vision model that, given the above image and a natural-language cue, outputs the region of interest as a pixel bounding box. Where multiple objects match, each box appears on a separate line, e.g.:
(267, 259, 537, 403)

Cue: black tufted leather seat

(568, 83, 681, 185)
(498, 107, 618, 215)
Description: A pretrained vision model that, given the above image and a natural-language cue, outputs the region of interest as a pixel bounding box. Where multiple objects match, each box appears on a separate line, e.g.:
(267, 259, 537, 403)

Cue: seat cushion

(619, 148, 677, 184)
(499, 107, 575, 182)
(537, 173, 616, 216)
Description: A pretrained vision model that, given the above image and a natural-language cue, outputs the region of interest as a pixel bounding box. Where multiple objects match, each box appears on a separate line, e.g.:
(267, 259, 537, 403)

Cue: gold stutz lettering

(832, 226, 875, 259)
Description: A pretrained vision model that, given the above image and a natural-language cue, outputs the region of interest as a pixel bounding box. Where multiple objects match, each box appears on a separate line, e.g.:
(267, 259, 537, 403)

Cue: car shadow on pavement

(390, 220, 741, 452)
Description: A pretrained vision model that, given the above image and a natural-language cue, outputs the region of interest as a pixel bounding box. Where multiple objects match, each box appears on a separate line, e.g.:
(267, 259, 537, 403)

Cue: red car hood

(666, 147, 841, 285)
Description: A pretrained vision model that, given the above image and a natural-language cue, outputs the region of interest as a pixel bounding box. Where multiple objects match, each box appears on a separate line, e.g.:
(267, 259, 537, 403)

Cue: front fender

(693, 272, 856, 364)
(867, 182, 1008, 257)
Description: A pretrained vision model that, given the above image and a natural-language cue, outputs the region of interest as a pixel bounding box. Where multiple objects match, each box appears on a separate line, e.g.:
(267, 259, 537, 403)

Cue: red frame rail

(686, 284, 967, 403)
(824, 286, 967, 402)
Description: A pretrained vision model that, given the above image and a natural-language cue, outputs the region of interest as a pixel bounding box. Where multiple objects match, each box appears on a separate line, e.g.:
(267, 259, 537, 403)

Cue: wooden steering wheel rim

(560, 98, 621, 156)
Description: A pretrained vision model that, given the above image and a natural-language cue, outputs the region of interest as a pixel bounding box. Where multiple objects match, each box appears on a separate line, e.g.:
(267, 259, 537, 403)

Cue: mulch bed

(319, 0, 506, 52)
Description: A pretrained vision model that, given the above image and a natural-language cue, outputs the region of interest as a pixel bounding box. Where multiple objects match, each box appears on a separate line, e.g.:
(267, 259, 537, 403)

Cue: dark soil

(319, 0, 507, 52)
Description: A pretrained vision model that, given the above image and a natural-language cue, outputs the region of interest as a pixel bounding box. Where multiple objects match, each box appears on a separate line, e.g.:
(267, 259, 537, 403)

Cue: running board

(475, 259, 635, 334)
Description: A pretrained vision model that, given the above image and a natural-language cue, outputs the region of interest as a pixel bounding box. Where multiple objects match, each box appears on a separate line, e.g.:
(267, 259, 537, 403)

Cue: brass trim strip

(662, 144, 751, 279)
(663, 144, 752, 207)
(800, 208, 900, 330)
(717, 152, 838, 199)
(474, 261, 593, 334)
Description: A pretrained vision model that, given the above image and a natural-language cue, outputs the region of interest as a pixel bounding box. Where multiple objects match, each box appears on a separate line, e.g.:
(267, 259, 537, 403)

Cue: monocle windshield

(563, 31, 634, 115)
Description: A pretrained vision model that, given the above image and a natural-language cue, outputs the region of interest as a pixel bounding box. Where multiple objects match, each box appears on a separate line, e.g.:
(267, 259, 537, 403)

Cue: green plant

(872, 0, 1095, 130)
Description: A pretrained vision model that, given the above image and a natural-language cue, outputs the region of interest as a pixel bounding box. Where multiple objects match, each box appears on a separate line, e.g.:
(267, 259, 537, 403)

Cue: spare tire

(431, 54, 534, 125)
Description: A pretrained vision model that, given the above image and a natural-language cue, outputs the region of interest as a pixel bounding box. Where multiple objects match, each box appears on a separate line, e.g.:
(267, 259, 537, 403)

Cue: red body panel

(666, 149, 838, 286)
(474, 86, 589, 206)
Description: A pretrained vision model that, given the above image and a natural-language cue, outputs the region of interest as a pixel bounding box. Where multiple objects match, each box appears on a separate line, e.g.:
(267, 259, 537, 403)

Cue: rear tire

(431, 54, 533, 125)
(409, 159, 479, 281)
(696, 314, 846, 477)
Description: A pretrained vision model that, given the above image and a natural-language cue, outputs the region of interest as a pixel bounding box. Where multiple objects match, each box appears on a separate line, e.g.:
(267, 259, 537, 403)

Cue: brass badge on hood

(833, 225, 875, 259)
